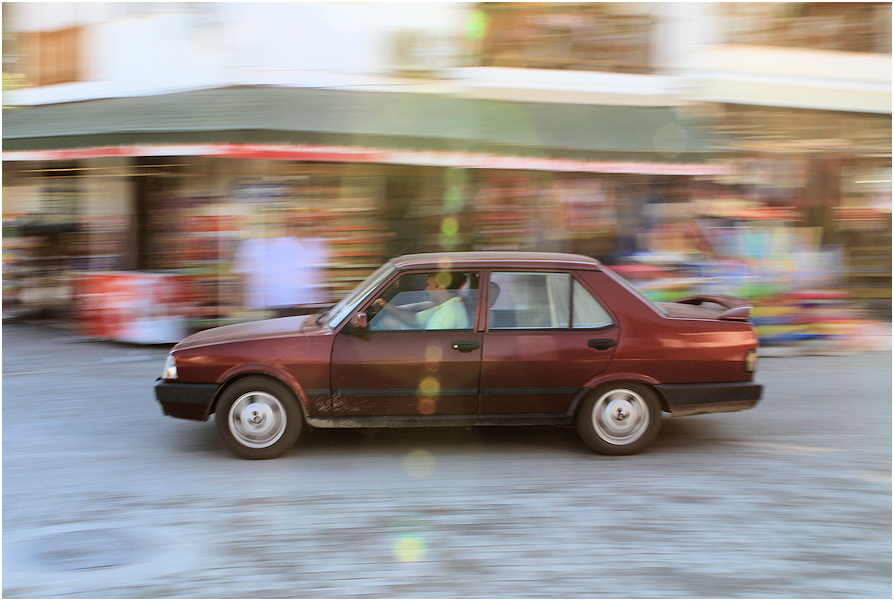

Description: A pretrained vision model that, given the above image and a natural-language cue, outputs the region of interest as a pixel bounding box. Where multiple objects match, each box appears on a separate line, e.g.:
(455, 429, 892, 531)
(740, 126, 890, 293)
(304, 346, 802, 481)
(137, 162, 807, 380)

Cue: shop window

(21, 26, 83, 87)
(476, 3, 654, 74)
(724, 3, 892, 54)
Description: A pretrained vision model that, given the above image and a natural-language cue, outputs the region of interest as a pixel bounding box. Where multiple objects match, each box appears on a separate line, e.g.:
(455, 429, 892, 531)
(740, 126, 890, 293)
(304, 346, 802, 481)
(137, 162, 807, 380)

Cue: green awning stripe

(3, 85, 715, 158)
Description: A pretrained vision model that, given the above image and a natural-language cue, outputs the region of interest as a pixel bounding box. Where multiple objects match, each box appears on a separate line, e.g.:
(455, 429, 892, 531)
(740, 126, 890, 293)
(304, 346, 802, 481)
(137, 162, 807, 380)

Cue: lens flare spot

(438, 233, 459, 250)
(417, 398, 437, 415)
(394, 536, 427, 562)
(404, 449, 436, 479)
(425, 344, 443, 363)
(444, 185, 464, 213)
(441, 216, 459, 236)
(466, 11, 488, 40)
(418, 376, 440, 397)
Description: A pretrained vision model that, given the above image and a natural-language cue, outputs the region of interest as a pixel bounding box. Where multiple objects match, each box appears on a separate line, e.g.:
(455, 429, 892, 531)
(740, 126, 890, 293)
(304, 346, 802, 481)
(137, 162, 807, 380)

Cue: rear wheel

(215, 376, 303, 459)
(576, 383, 662, 455)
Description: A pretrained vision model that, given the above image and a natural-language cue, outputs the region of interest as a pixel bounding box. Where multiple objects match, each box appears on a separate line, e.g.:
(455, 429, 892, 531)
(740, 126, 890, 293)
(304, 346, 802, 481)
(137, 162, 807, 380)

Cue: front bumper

(655, 382, 763, 417)
(154, 379, 219, 421)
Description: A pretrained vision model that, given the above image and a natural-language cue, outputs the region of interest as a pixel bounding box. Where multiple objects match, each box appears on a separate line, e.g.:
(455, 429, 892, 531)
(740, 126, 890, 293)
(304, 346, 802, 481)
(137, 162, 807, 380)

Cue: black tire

(215, 376, 303, 459)
(576, 382, 662, 455)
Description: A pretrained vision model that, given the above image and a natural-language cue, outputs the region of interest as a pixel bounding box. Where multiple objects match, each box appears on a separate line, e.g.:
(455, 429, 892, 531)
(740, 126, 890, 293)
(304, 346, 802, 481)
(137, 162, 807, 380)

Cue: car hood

(173, 314, 327, 351)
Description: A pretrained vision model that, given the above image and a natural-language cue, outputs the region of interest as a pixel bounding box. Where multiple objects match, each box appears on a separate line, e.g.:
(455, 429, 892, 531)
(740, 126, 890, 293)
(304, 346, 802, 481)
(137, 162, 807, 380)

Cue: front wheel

(215, 376, 303, 459)
(576, 383, 662, 455)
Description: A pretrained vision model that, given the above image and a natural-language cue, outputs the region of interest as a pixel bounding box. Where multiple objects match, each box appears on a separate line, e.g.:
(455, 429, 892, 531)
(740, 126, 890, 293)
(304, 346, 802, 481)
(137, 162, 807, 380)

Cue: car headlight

(162, 354, 178, 380)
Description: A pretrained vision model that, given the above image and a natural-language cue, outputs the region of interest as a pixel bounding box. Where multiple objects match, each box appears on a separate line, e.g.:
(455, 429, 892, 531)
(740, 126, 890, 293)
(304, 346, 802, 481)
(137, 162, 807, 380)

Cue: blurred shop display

(470, 176, 617, 258)
(2, 179, 83, 320)
(2, 220, 78, 320)
(610, 195, 890, 349)
(140, 172, 390, 330)
(836, 164, 893, 306)
(3, 162, 888, 353)
(77, 215, 130, 271)
(143, 194, 244, 325)
(473, 179, 542, 250)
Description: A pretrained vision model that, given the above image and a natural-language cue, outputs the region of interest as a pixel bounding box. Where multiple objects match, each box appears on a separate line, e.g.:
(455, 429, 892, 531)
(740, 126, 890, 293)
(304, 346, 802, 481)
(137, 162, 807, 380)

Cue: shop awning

(2, 85, 727, 175)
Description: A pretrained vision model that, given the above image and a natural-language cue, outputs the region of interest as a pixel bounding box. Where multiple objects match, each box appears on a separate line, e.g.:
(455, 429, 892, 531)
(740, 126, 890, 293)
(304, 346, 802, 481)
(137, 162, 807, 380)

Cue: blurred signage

(73, 272, 196, 344)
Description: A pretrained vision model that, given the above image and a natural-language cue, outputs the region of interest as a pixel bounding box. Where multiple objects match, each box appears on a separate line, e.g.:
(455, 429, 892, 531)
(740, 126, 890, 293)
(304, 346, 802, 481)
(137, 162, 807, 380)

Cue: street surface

(2, 322, 891, 598)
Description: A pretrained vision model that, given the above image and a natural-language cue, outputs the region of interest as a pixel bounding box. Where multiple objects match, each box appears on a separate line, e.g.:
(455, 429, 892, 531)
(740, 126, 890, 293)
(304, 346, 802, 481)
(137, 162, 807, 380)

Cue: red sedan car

(155, 252, 762, 459)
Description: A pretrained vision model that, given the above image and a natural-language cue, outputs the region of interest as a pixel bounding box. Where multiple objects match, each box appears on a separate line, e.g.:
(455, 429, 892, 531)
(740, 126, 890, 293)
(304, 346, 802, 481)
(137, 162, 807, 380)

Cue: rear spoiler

(676, 295, 753, 321)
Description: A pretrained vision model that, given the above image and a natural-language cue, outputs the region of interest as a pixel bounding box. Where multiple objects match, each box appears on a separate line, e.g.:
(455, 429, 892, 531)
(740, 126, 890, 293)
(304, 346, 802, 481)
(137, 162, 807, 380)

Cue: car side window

(367, 271, 478, 331)
(489, 272, 613, 330)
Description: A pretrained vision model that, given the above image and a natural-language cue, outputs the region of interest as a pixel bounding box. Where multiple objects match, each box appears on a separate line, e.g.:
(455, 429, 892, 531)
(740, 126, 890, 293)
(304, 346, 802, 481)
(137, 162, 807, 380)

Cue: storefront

(3, 157, 400, 334)
(2, 85, 728, 339)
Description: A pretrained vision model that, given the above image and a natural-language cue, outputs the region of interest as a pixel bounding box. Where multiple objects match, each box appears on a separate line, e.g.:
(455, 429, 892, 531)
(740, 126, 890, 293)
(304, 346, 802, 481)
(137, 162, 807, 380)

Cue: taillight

(744, 349, 757, 373)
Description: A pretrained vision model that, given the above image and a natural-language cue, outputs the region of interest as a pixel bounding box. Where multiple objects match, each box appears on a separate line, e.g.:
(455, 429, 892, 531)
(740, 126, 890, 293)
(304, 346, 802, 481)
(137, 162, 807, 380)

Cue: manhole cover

(32, 529, 143, 571)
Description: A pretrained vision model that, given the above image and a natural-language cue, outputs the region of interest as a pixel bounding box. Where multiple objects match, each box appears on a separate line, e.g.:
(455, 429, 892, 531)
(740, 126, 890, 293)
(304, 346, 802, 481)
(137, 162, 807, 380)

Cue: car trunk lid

(659, 295, 753, 321)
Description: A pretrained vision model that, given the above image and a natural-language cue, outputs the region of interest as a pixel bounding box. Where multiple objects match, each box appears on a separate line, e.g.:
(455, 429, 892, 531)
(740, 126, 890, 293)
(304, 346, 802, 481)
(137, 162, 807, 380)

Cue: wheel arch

(211, 366, 308, 418)
(569, 373, 669, 417)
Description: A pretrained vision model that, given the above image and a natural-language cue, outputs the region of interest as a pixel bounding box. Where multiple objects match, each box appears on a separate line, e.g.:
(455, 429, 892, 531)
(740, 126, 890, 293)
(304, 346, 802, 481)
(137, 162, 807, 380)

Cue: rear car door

(479, 270, 619, 416)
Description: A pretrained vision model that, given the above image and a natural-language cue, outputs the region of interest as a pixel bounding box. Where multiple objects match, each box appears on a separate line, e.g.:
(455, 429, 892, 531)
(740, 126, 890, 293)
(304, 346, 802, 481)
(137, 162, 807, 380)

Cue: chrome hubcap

(592, 389, 649, 444)
(228, 392, 287, 448)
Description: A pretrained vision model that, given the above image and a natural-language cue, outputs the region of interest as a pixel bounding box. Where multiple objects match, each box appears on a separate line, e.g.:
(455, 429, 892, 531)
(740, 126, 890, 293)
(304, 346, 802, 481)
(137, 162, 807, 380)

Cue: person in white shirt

(233, 216, 328, 317)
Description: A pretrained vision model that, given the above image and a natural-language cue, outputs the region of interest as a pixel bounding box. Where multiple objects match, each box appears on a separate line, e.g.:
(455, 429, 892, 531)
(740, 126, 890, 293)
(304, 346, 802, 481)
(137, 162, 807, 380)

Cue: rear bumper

(154, 379, 219, 421)
(656, 382, 763, 417)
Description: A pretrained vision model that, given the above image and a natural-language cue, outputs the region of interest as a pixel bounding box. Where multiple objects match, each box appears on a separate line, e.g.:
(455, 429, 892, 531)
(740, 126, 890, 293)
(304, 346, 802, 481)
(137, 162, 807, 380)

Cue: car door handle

(588, 338, 617, 350)
(451, 341, 481, 353)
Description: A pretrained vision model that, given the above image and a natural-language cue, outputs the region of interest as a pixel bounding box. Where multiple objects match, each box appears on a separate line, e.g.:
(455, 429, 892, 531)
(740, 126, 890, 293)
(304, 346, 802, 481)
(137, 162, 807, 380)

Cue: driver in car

(372, 272, 469, 330)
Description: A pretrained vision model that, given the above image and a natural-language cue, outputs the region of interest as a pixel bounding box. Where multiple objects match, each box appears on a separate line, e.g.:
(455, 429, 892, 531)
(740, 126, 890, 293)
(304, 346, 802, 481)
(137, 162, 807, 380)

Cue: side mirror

(350, 312, 368, 331)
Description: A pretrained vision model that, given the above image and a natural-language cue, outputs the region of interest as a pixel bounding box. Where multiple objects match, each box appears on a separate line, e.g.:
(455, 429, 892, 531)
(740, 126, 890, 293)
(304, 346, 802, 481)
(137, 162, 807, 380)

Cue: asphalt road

(2, 322, 891, 598)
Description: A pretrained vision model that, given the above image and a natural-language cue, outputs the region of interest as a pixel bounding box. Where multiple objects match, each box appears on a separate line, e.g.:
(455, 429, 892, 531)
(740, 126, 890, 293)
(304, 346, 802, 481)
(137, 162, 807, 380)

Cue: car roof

(390, 251, 604, 271)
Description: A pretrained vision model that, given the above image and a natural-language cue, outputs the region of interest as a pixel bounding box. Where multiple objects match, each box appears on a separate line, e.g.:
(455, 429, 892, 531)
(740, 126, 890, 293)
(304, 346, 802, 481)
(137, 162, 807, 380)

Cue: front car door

(330, 269, 483, 418)
(479, 270, 619, 416)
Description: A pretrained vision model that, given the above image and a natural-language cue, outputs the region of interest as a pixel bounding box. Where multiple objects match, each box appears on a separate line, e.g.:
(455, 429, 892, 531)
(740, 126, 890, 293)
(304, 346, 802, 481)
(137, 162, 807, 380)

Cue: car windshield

(322, 262, 395, 329)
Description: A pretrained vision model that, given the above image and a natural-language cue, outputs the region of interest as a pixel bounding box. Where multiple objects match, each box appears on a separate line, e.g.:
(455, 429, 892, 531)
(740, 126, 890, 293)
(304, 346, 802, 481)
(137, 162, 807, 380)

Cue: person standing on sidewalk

(232, 209, 329, 318)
